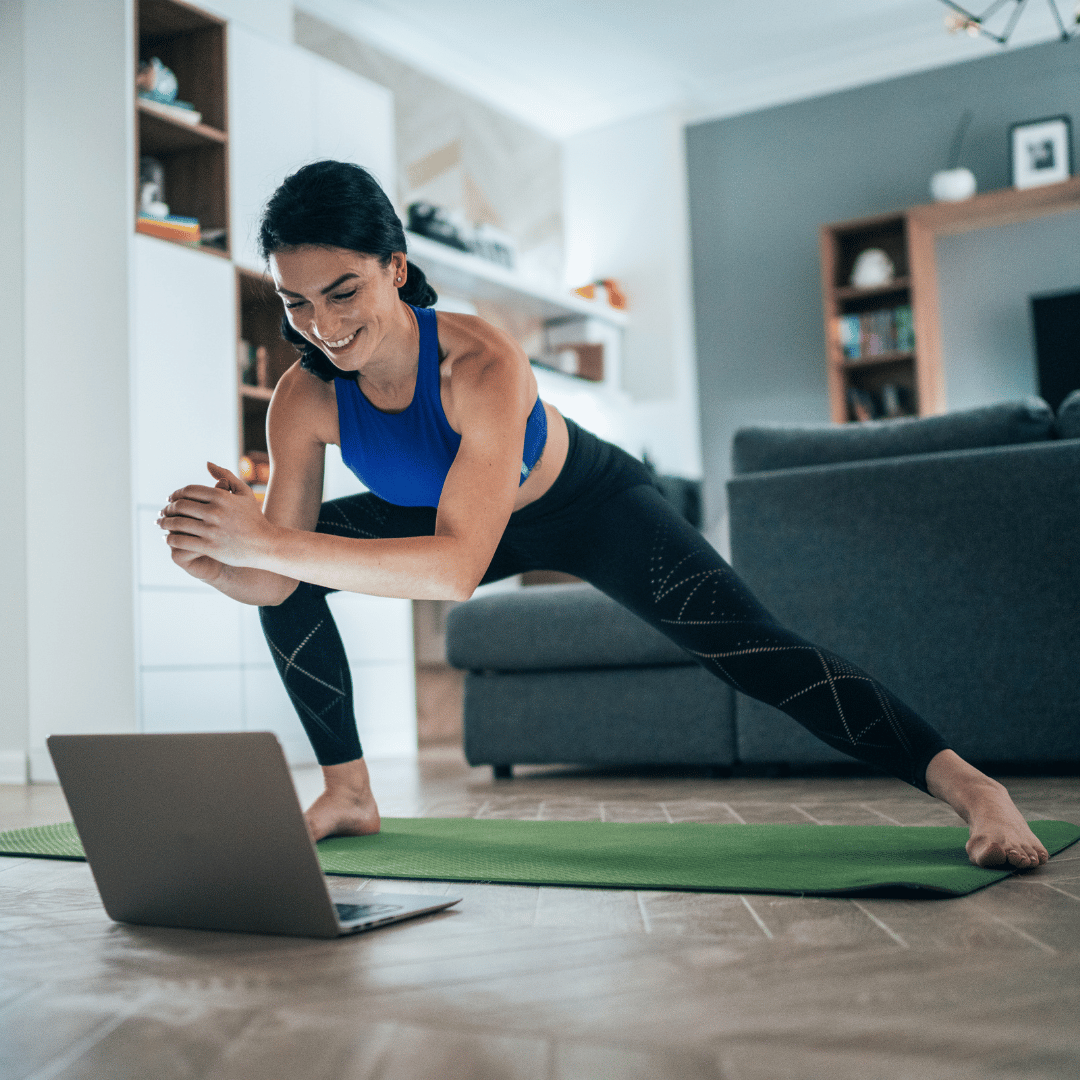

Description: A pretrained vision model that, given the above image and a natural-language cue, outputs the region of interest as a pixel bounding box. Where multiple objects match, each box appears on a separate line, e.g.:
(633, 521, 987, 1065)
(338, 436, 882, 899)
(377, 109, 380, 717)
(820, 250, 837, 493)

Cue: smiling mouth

(321, 328, 358, 350)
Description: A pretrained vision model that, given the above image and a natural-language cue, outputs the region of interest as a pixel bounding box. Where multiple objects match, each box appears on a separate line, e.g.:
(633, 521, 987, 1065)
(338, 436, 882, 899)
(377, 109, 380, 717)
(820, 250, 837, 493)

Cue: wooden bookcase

(820, 212, 918, 423)
(236, 268, 299, 466)
(136, 0, 229, 257)
(822, 177, 1080, 424)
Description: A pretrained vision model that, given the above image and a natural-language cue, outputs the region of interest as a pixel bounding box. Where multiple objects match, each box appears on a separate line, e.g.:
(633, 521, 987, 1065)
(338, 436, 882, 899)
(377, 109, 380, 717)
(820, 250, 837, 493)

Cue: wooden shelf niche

(820, 213, 919, 423)
(237, 269, 298, 475)
(136, 0, 229, 257)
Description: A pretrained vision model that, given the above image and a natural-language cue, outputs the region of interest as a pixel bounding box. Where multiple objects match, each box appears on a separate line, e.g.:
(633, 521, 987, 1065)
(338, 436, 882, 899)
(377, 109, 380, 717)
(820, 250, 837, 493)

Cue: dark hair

(258, 160, 438, 382)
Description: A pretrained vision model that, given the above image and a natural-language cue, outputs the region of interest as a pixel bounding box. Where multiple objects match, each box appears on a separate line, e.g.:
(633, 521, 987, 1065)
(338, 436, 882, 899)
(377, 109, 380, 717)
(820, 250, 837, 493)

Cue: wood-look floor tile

(536, 801, 603, 822)
(843, 893, 1053, 953)
(46, 1006, 260, 1080)
(637, 890, 770, 944)
(435, 883, 540, 929)
(722, 802, 818, 825)
(966, 876, 1080, 953)
(534, 887, 644, 932)
(718, 1042, 1025, 1080)
(851, 798, 965, 826)
(554, 1039, 721, 1080)
(475, 802, 544, 820)
(735, 894, 905, 951)
(365, 1023, 551, 1080)
(205, 1016, 400, 1080)
(785, 802, 895, 826)
(598, 802, 669, 823)
(0, 988, 130, 1080)
(211, 1014, 551, 1080)
(658, 800, 742, 824)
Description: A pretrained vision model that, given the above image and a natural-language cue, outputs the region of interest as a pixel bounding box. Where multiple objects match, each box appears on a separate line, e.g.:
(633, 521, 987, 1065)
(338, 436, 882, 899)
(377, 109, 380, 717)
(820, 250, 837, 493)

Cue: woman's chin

(318, 338, 363, 371)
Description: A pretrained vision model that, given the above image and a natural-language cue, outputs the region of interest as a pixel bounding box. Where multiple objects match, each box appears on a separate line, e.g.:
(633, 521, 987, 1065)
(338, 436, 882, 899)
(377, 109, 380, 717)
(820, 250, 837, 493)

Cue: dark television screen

(1031, 288, 1080, 412)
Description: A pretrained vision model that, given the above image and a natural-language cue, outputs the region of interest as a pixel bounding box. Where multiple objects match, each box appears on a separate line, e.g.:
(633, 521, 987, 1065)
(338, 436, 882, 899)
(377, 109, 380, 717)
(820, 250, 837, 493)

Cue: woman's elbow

(445, 574, 478, 604)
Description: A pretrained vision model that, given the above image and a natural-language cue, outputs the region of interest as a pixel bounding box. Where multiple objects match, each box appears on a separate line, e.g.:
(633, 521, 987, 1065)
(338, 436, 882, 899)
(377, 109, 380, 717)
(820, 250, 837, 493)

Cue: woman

(158, 160, 1046, 869)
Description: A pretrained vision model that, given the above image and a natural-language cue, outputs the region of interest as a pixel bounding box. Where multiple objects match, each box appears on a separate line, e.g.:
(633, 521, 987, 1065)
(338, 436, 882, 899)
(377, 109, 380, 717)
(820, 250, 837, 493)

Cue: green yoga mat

(2, 818, 1077, 896)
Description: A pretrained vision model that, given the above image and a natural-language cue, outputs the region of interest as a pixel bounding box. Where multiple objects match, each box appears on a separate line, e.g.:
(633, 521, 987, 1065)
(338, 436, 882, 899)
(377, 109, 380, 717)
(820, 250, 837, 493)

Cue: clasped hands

(157, 462, 276, 579)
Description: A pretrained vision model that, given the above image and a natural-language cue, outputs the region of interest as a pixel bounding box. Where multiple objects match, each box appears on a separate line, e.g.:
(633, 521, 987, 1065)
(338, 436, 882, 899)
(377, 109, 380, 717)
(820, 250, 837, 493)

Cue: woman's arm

(160, 320, 534, 603)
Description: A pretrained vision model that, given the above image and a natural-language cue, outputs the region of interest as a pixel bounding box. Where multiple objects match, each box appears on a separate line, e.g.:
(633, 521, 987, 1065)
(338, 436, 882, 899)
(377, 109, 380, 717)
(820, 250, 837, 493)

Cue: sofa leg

(492, 764, 513, 780)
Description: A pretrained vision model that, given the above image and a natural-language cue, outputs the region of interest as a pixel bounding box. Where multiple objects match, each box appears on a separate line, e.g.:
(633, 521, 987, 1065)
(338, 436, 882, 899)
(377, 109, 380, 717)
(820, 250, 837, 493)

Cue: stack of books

(138, 94, 202, 126)
(847, 383, 915, 422)
(136, 214, 201, 245)
(836, 305, 914, 361)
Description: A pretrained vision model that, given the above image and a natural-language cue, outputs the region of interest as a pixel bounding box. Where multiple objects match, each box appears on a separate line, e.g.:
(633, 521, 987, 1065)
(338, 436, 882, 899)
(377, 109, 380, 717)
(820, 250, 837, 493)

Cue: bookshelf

(822, 177, 1080, 424)
(236, 268, 298, 465)
(820, 212, 919, 423)
(136, 0, 229, 257)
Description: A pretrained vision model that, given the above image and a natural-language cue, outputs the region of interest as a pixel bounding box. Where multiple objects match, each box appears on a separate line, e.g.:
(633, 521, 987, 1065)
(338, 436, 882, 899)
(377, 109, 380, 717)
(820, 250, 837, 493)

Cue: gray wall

(687, 37, 1080, 532)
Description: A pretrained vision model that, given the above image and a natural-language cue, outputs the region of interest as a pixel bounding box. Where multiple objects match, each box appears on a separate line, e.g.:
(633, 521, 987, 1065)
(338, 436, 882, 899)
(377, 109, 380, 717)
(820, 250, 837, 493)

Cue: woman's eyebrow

(276, 273, 359, 298)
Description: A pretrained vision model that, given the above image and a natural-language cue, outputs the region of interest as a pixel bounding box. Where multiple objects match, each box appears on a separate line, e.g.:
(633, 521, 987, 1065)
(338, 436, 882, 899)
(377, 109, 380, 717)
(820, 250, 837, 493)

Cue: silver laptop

(47, 732, 460, 938)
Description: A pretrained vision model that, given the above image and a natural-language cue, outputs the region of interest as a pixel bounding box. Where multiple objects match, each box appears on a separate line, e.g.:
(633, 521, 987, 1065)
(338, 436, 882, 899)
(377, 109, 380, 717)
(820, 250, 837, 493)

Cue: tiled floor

(1, 749, 1078, 1079)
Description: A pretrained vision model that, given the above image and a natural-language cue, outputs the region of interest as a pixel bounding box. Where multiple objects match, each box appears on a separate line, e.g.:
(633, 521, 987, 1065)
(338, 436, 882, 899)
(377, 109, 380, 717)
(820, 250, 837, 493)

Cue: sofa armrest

(726, 439, 1080, 762)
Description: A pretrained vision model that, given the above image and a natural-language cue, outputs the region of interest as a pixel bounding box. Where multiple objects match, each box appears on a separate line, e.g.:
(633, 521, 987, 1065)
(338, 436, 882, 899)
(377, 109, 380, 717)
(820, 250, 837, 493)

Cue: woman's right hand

(157, 476, 231, 585)
(167, 544, 226, 584)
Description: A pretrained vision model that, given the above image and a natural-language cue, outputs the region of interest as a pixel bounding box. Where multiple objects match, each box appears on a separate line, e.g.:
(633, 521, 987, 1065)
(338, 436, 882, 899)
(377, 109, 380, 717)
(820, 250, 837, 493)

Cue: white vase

(930, 168, 977, 202)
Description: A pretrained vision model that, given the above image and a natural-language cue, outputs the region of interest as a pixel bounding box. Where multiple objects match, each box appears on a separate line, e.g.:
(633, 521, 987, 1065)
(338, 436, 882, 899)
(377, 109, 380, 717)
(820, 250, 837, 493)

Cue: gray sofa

(447, 395, 1080, 777)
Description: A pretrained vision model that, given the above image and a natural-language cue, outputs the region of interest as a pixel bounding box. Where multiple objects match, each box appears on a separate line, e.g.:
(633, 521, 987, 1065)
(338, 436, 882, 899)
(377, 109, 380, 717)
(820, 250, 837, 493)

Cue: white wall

(18, 0, 139, 781)
(0, 3, 29, 783)
(560, 109, 702, 478)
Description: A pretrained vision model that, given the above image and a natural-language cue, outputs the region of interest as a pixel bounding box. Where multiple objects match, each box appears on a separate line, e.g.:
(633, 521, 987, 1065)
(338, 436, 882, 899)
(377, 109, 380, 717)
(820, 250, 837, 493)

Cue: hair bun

(399, 261, 438, 308)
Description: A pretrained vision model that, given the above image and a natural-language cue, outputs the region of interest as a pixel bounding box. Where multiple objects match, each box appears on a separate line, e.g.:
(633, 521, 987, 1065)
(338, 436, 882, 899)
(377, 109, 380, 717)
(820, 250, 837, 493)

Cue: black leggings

(260, 420, 948, 791)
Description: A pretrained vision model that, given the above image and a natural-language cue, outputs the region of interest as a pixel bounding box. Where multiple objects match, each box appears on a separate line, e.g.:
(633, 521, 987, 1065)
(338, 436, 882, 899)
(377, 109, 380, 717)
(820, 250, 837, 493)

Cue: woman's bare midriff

(511, 402, 569, 513)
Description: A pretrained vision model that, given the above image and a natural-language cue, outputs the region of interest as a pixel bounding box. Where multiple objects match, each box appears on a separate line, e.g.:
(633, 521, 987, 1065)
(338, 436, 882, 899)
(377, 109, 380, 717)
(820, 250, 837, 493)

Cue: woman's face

(270, 245, 408, 372)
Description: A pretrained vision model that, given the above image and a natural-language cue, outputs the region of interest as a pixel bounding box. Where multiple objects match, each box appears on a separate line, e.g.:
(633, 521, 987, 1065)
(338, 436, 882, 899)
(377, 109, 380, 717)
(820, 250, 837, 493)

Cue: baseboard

(0, 750, 28, 785)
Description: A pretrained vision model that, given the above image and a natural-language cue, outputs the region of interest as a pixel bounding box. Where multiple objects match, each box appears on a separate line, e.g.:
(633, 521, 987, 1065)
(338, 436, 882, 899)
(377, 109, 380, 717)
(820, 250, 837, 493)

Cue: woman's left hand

(157, 462, 277, 569)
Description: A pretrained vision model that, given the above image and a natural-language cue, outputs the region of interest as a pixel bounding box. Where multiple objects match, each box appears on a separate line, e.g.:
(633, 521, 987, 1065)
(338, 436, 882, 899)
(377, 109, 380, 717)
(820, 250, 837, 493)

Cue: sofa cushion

(1056, 389, 1080, 440)
(446, 583, 691, 672)
(731, 398, 1054, 475)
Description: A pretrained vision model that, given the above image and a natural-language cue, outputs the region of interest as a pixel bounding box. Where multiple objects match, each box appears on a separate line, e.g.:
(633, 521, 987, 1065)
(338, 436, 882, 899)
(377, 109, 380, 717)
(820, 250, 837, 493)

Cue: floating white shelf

(404, 230, 628, 327)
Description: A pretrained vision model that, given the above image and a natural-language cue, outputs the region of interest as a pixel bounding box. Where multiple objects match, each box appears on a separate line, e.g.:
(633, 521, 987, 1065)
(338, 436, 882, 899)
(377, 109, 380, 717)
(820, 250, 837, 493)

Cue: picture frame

(1010, 115, 1073, 190)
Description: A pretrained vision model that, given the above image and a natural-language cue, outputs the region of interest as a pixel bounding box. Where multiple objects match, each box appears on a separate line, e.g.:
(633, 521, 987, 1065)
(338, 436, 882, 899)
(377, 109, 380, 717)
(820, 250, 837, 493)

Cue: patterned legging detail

(259, 480, 948, 792)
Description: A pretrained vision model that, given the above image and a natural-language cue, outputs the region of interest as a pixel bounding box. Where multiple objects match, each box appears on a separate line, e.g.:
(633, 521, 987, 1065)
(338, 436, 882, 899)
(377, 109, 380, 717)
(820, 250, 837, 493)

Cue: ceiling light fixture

(939, 0, 1079, 44)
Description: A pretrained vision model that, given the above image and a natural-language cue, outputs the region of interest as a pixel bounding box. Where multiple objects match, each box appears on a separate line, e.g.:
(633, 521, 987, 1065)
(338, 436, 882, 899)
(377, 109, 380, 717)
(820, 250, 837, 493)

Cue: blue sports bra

(335, 305, 548, 507)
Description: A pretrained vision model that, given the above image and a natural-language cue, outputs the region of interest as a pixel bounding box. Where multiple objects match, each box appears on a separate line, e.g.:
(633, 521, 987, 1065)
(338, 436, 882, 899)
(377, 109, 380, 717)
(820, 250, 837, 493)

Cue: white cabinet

(132, 235, 238, 507)
(229, 26, 396, 272)
(228, 26, 317, 272)
(311, 56, 395, 193)
(133, 234, 246, 739)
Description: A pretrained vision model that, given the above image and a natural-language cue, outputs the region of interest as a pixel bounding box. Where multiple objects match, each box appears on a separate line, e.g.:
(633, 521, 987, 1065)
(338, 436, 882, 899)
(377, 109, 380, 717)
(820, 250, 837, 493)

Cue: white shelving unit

(404, 230, 627, 328)
(130, 8, 415, 768)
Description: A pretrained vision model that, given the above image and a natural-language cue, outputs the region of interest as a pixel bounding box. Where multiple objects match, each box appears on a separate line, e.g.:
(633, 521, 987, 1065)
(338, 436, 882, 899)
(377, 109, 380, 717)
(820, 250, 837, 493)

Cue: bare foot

(925, 750, 1049, 870)
(305, 758, 381, 842)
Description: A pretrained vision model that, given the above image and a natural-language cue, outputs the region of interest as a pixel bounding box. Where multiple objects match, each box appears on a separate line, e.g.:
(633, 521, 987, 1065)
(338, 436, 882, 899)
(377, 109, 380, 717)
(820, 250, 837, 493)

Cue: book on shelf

(137, 94, 203, 127)
(136, 214, 201, 244)
(846, 382, 915, 422)
(835, 304, 914, 361)
(237, 340, 269, 387)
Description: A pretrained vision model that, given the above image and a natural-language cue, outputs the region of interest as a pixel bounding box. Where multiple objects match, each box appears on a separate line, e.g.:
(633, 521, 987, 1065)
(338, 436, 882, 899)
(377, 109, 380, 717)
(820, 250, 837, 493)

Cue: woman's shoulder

(268, 359, 339, 446)
(434, 311, 527, 377)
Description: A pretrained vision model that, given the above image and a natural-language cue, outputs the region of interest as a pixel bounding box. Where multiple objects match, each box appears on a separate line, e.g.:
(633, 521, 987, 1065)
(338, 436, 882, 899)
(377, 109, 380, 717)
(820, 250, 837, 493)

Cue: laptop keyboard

(334, 901, 402, 922)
